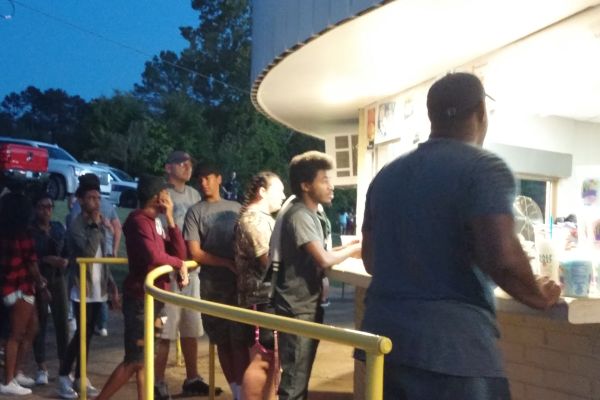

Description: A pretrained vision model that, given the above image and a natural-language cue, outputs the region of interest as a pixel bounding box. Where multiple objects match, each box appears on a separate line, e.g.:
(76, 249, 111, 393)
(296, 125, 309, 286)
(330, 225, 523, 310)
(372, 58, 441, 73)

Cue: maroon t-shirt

(122, 209, 186, 300)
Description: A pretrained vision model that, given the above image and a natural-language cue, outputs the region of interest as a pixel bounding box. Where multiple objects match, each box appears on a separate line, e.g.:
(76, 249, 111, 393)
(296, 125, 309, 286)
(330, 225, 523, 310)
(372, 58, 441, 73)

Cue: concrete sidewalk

(8, 285, 356, 400)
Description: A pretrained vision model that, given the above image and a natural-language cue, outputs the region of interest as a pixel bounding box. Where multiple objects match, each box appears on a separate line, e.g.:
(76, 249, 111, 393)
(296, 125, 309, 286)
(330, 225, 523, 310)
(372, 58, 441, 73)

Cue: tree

(134, 0, 323, 192)
(0, 86, 90, 156)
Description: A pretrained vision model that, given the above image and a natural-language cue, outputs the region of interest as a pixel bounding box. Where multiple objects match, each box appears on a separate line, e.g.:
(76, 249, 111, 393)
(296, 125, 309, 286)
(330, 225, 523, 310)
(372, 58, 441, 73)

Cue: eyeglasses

(37, 204, 54, 210)
(175, 161, 193, 168)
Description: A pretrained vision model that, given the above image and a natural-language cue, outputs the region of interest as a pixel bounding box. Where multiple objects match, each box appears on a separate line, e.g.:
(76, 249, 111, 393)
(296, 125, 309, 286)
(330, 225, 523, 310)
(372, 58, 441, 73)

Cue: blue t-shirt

(361, 138, 515, 378)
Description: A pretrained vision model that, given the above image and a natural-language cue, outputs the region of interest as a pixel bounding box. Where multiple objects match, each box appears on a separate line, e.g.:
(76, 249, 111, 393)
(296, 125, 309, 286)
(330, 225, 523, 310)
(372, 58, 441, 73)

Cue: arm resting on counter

(470, 214, 561, 310)
(303, 240, 361, 269)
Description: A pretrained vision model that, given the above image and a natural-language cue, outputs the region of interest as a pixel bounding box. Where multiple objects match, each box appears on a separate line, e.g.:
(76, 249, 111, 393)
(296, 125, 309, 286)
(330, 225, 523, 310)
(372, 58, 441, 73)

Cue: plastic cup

(559, 259, 593, 297)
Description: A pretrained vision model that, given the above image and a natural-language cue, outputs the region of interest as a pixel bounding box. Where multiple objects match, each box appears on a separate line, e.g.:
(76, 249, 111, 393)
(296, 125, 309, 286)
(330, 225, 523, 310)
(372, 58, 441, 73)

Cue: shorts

(159, 270, 203, 340)
(3, 290, 35, 307)
(200, 266, 248, 346)
(123, 295, 164, 364)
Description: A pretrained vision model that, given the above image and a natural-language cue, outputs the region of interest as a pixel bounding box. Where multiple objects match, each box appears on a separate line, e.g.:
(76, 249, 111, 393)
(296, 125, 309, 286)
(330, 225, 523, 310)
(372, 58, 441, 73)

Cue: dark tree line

(0, 0, 322, 186)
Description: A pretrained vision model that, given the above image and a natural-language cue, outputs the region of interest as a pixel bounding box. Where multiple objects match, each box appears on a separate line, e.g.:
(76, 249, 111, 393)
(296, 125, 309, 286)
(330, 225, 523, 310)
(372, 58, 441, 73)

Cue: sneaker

(182, 376, 223, 396)
(15, 372, 35, 388)
(74, 378, 99, 397)
(155, 381, 172, 400)
(95, 327, 108, 337)
(0, 379, 32, 395)
(35, 369, 49, 385)
(57, 375, 78, 399)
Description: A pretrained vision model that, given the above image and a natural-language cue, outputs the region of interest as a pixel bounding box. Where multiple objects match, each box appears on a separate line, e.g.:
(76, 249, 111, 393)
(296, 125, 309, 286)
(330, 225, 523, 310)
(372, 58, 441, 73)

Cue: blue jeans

(96, 301, 108, 330)
(277, 307, 324, 400)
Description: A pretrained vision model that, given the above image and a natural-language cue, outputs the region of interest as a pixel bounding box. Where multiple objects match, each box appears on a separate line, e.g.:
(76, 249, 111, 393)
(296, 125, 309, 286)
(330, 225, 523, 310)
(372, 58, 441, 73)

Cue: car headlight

(73, 166, 84, 176)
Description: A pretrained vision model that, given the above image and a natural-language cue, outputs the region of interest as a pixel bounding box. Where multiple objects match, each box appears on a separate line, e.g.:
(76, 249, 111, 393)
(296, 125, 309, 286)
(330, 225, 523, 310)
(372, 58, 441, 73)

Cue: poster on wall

(366, 107, 376, 149)
(375, 101, 400, 144)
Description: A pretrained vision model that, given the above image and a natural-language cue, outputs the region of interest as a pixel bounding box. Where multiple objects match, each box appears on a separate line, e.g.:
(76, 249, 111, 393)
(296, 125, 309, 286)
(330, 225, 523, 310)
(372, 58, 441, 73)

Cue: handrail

(76, 257, 128, 400)
(144, 262, 392, 400)
(75, 257, 392, 400)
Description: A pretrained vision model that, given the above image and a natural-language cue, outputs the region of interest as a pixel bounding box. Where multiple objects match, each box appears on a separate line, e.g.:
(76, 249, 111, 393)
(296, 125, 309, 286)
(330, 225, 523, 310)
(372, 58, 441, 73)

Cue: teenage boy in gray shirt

(275, 151, 361, 400)
(184, 162, 246, 400)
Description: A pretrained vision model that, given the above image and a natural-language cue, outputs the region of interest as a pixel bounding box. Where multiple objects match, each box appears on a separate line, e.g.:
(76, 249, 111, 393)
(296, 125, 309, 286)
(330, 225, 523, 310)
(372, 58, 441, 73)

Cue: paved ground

(6, 285, 356, 400)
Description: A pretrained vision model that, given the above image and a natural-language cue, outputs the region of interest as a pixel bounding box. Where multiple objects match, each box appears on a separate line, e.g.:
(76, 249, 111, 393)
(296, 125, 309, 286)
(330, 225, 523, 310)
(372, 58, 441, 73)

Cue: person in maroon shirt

(95, 175, 189, 400)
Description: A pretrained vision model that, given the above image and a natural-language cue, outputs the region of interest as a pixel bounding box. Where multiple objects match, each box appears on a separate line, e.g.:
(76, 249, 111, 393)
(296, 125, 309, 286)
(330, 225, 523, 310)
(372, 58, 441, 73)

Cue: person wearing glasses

(30, 193, 70, 386)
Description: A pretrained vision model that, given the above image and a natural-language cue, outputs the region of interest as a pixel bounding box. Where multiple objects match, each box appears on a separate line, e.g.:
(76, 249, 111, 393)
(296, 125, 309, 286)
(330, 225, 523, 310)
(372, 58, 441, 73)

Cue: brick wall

(498, 312, 600, 400)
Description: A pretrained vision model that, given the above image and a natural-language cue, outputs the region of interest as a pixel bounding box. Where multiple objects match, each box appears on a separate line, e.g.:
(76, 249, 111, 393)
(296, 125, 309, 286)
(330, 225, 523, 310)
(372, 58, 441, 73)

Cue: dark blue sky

(0, 0, 198, 100)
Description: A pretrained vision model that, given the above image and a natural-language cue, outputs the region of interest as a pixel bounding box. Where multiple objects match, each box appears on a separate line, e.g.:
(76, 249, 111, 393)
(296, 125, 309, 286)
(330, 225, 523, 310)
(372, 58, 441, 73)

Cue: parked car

(0, 142, 49, 196)
(0, 136, 111, 200)
(99, 164, 138, 208)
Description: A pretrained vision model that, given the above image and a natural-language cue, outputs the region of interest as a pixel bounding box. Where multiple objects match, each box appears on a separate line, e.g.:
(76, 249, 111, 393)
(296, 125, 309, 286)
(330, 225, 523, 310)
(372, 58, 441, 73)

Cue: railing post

(209, 342, 216, 400)
(144, 292, 155, 400)
(79, 262, 87, 400)
(365, 352, 385, 400)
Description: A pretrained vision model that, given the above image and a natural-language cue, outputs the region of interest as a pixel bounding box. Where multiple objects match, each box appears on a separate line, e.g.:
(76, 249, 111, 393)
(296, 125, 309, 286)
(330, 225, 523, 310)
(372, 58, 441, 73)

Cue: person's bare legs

(242, 351, 269, 400)
(180, 337, 198, 378)
(154, 339, 170, 382)
(4, 299, 36, 384)
(94, 361, 142, 400)
(135, 369, 144, 400)
(217, 341, 250, 385)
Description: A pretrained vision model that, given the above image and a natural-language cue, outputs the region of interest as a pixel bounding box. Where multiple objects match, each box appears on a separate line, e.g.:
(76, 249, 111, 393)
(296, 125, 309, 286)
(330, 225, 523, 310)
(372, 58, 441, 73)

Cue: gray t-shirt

(361, 138, 515, 378)
(274, 201, 324, 316)
(168, 186, 201, 231)
(183, 199, 241, 291)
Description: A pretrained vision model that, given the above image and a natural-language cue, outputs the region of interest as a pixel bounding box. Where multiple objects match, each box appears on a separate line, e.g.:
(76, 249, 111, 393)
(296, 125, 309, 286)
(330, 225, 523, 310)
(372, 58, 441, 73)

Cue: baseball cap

(137, 174, 170, 205)
(166, 150, 192, 164)
(427, 72, 490, 122)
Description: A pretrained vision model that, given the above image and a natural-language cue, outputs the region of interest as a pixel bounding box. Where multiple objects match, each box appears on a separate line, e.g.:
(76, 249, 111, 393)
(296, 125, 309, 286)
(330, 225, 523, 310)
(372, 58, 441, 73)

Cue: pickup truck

(0, 142, 49, 195)
(0, 136, 110, 200)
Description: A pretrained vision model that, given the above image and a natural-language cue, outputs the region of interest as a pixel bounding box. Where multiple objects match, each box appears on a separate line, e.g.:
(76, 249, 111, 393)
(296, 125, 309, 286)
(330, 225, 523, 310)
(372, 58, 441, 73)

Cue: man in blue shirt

(361, 73, 561, 399)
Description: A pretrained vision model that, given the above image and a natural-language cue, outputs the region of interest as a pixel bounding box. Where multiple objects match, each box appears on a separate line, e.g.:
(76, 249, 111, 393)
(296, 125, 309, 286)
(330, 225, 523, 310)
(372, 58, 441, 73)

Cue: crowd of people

(1, 72, 564, 400)
(0, 147, 360, 400)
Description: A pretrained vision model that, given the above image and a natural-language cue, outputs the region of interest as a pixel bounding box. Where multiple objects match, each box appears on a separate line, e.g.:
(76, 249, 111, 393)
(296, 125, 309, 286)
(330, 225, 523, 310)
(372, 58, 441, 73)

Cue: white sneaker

(74, 377, 99, 397)
(57, 375, 78, 399)
(0, 379, 32, 395)
(95, 327, 108, 337)
(15, 372, 35, 388)
(35, 369, 49, 385)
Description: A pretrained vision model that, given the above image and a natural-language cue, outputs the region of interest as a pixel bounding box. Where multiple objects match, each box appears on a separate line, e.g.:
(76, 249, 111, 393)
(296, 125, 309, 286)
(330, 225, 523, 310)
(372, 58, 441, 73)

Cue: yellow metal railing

(145, 263, 392, 400)
(76, 258, 392, 400)
(76, 257, 128, 400)
(75, 257, 187, 400)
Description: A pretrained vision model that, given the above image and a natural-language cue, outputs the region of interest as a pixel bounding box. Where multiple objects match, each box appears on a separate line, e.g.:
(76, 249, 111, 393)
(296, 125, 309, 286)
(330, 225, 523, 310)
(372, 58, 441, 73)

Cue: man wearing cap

(95, 174, 189, 400)
(184, 162, 247, 400)
(68, 173, 122, 337)
(154, 150, 210, 399)
(359, 72, 561, 399)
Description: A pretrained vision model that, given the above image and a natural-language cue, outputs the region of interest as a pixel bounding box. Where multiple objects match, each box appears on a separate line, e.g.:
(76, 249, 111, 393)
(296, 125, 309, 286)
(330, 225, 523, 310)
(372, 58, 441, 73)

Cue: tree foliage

(0, 86, 89, 155)
(0, 0, 324, 194)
